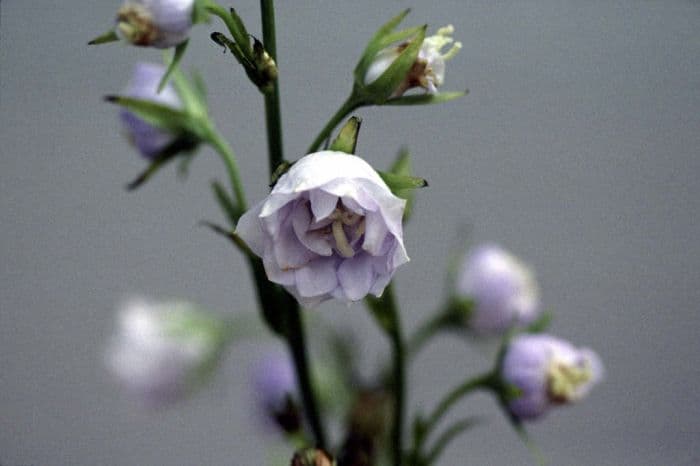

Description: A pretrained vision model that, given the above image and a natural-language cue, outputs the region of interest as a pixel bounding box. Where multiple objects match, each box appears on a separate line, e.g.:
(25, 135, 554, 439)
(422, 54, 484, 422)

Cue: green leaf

(211, 180, 239, 224)
(378, 170, 428, 192)
(354, 9, 411, 82)
(388, 148, 417, 219)
(87, 29, 119, 45)
(227, 7, 253, 59)
(363, 26, 426, 103)
(158, 40, 189, 93)
(385, 89, 469, 106)
(104, 95, 203, 137)
(329, 116, 362, 154)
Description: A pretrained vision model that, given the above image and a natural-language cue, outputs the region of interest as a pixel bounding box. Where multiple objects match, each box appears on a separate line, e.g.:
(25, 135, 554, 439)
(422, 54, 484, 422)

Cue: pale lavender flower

(501, 334, 604, 421)
(236, 151, 409, 307)
(251, 350, 300, 433)
(116, 0, 194, 48)
(364, 25, 462, 97)
(119, 62, 182, 159)
(106, 298, 222, 407)
(456, 244, 540, 334)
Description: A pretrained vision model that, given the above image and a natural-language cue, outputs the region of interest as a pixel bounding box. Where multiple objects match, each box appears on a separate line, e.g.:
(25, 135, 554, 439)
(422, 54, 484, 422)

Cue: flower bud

(500, 334, 604, 420)
(116, 0, 194, 48)
(106, 297, 228, 407)
(119, 62, 184, 159)
(364, 25, 461, 97)
(251, 350, 302, 434)
(455, 244, 540, 334)
(236, 151, 409, 307)
(291, 448, 335, 466)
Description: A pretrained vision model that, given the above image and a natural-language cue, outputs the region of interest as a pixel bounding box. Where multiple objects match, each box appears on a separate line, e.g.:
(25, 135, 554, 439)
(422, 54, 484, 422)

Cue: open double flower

(237, 151, 409, 307)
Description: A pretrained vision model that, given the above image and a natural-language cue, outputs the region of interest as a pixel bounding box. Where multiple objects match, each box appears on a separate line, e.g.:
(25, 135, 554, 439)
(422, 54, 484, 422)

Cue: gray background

(2, 1, 699, 465)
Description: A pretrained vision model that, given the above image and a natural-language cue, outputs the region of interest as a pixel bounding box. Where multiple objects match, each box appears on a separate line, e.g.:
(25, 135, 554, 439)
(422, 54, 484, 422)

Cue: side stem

(206, 126, 247, 210)
(384, 285, 406, 466)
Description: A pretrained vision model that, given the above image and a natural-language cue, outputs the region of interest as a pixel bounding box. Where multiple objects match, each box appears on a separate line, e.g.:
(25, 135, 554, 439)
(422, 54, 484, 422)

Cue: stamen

(436, 25, 455, 36)
(332, 220, 355, 258)
(351, 218, 366, 243)
(443, 42, 462, 61)
(546, 360, 592, 402)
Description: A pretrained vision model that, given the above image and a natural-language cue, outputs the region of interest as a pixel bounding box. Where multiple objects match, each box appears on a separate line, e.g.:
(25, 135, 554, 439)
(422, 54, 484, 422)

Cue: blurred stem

(261, 0, 284, 170)
(422, 417, 479, 466)
(405, 310, 452, 360)
(258, 0, 326, 450)
(384, 285, 406, 466)
(205, 126, 247, 210)
(307, 96, 361, 154)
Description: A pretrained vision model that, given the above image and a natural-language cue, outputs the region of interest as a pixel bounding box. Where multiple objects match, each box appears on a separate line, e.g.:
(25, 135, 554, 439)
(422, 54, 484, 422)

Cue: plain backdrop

(2, 1, 699, 465)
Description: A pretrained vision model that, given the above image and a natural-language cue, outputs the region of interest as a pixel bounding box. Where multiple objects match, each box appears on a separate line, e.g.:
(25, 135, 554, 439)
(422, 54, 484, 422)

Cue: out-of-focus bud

(251, 350, 302, 435)
(119, 62, 185, 159)
(364, 25, 461, 97)
(500, 334, 604, 421)
(455, 244, 540, 335)
(116, 0, 194, 48)
(338, 389, 391, 466)
(106, 297, 230, 407)
(291, 448, 336, 466)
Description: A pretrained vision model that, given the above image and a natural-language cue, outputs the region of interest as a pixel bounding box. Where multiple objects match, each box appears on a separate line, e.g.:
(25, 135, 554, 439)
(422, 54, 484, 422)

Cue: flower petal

(294, 257, 338, 298)
(337, 253, 374, 301)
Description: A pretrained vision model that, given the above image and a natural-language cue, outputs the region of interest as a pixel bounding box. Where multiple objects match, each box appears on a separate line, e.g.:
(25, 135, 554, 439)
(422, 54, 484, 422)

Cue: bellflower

(236, 151, 409, 307)
(106, 298, 225, 406)
(116, 0, 194, 48)
(501, 334, 604, 421)
(456, 244, 540, 334)
(120, 62, 183, 159)
(251, 350, 301, 433)
(364, 25, 462, 97)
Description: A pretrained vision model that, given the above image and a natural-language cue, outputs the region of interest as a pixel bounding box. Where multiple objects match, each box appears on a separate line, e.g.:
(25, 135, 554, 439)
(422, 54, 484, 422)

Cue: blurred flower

(119, 62, 183, 158)
(106, 297, 227, 407)
(251, 350, 301, 434)
(456, 244, 540, 334)
(501, 334, 604, 420)
(364, 25, 461, 97)
(116, 0, 194, 48)
(236, 151, 409, 307)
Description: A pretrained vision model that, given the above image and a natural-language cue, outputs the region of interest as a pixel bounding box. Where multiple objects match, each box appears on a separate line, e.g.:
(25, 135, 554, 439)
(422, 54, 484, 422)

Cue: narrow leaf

(211, 180, 239, 224)
(158, 40, 189, 93)
(329, 117, 362, 154)
(105, 95, 200, 136)
(385, 89, 469, 106)
(378, 170, 428, 192)
(227, 7, 253, 59)
(388, 148, 415, 220)
(88, 29, 119, 45)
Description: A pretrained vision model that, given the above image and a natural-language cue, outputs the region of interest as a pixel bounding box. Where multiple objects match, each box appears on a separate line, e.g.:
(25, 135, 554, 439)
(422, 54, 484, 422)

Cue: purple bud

(236, 151, 409, 307)
(251, 350, 300, 433)
(116, 0, 194, 49)
(119, 62, 182, 159)
(501, 334, 604, 421)
(456, 244, 540, 334)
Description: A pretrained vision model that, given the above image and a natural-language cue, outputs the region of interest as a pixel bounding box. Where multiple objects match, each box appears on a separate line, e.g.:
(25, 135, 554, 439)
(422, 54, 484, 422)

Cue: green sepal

(270, 160, 293, 187)
(385, 89, 469, 106)
(211, 180, 240, 224)
(88, 29, 119, 45)
(387, 148, 418, 220)
(359, 26, 426, 103)
(329, 117, 362, 154)
(378, 170, 428, 193)
(126, 137, 199, 190)
(158, 40, 189, 93)
(192, 0, 211, 24)
(354, 9, 411, 83)
(104, 95, 205, 138)
(365, 293, 397, 335)
(227, 7, 253, 60)
(526, 311, 553, 333)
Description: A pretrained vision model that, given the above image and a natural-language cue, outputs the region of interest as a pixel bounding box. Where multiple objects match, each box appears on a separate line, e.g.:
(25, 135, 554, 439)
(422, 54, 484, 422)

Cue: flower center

(546, 358, 593, 403)
(117, 3, 158, 46)
(328, 206, 366, 258)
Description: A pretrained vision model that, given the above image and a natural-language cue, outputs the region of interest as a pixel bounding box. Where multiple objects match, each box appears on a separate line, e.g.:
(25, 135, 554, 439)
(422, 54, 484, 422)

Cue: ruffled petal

(337, 253, 374, 301)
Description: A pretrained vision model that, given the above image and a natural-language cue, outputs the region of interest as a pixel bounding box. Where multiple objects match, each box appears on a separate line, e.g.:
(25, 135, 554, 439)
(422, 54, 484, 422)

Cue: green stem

(260, 0, 284, 170)
(384, 285, 406, 466)
(307, 96, 361, 154)
(422, 417, 479, 465)
(206, 126, 247, 210)
(420, 372, 494, 449)
(286, 303, 327, 450)
(405, 310, 452, 360)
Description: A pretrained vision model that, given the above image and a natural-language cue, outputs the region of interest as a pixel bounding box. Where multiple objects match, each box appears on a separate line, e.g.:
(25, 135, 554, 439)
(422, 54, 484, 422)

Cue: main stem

(385, 286, 406, 466)
(259, 0, 326, 449)
(261, 0, 284, 169)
